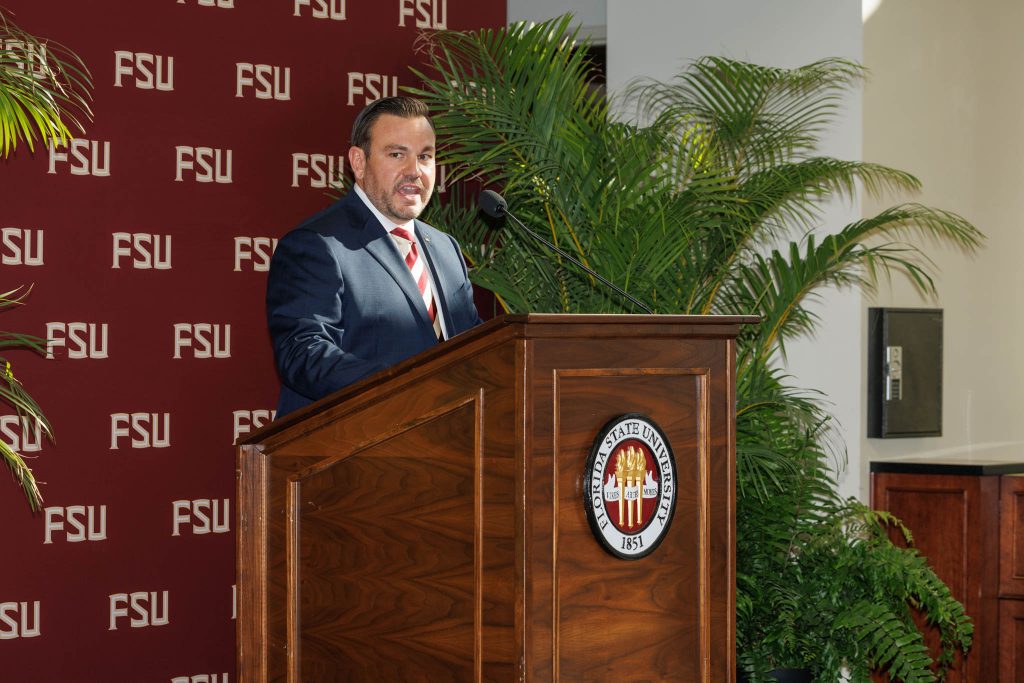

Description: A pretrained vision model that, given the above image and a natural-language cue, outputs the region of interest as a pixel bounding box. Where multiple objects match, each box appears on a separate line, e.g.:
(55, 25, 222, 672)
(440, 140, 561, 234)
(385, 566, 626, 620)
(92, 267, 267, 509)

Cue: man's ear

(348, 145, 365, 181)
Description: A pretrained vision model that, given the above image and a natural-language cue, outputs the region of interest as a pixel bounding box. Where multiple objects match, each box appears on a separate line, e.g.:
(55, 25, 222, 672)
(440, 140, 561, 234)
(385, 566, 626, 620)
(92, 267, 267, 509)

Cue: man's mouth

(397, 184, 422, 198)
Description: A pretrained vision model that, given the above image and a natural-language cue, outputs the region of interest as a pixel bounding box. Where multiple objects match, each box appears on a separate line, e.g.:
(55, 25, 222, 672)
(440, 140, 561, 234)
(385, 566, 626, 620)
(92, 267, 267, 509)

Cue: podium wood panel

(238, 314, 750, 682)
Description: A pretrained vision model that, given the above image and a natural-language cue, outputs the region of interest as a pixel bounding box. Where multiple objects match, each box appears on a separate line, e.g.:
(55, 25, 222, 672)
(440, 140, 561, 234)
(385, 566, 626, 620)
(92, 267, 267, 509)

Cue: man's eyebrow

(382, 143, 435, 153)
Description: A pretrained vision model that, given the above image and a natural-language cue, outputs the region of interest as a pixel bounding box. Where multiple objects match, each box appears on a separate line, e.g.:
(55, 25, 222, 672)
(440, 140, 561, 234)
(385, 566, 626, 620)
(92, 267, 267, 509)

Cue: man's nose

(402, 155, 420, 177)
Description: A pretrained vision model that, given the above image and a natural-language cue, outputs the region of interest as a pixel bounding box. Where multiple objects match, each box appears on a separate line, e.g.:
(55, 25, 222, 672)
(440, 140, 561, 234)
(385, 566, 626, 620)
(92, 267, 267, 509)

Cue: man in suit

(267, 96, 483, 416)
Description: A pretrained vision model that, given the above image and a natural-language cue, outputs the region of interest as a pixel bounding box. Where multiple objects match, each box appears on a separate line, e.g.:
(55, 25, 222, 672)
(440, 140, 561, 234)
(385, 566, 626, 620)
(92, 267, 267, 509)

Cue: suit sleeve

(266, 229, 387, 403)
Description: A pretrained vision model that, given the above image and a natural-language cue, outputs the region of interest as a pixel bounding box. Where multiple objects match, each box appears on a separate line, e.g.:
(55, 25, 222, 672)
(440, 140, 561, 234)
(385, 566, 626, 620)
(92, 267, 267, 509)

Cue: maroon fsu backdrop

(0, 1, 505, 680)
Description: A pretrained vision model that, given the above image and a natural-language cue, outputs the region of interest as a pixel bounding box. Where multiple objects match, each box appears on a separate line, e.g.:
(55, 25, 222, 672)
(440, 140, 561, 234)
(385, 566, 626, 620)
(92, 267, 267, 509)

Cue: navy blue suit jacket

(267, 191, 483, 416)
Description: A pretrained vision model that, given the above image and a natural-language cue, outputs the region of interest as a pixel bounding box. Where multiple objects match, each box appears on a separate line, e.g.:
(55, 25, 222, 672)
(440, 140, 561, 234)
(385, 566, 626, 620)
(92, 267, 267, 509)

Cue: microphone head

(478, 190, 507, 219)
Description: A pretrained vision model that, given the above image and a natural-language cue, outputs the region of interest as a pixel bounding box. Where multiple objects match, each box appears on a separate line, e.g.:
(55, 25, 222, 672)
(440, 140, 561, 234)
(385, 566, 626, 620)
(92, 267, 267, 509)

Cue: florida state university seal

(583, 414, 677, 559)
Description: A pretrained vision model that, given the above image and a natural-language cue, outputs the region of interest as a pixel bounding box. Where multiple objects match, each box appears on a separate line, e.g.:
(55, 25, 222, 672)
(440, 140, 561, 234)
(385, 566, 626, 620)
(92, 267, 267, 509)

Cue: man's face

(348, 113, 436, 225)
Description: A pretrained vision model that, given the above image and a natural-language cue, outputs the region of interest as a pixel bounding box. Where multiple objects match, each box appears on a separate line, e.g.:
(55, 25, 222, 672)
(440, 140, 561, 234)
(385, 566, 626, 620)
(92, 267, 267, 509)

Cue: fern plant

(1, 10, 92, 509)
(410, 15, 978, 681)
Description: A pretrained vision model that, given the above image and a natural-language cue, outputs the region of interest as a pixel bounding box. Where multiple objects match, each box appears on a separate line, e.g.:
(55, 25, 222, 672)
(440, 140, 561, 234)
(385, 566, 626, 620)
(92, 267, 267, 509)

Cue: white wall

(607, 1, 865, 499)
(862, 0, 1024, 469)
(507, 0, 868, 499)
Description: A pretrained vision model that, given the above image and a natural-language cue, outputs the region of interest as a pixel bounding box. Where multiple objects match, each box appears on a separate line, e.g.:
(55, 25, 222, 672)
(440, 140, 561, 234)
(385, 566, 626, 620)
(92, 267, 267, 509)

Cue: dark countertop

(870, 460, 1024, 476)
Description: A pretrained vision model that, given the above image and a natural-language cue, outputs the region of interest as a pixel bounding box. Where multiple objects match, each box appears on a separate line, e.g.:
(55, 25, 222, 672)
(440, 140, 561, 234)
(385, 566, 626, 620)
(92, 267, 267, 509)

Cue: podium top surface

(241, 313, 758, 445)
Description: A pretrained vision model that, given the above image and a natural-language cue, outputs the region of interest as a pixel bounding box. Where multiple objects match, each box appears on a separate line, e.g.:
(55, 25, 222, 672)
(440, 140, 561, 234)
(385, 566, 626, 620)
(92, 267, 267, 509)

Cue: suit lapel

(360, 210, 433, 329)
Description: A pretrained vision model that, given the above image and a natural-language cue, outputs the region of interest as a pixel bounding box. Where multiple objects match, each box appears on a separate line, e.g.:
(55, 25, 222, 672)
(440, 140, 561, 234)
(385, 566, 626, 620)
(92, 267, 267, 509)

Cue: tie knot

(390, 227, 414, 242)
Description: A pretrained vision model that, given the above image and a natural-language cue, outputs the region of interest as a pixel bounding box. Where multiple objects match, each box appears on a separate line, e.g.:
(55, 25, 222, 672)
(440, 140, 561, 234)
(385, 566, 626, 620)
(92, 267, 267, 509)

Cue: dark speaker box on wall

(867, 308, 943, 438)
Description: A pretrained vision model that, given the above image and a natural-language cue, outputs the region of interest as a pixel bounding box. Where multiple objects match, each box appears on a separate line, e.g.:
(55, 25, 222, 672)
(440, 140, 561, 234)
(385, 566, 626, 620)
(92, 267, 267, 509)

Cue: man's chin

(389, 201, 426, 221)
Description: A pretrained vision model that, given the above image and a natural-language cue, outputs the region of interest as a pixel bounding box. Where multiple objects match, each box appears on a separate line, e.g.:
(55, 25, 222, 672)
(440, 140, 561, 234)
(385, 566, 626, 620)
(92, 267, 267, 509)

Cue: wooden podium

(237, 314, 751, 682)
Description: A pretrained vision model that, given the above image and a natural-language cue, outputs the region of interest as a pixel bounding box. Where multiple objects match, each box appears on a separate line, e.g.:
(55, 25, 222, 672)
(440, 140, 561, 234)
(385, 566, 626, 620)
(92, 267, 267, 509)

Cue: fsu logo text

(0, 601, 40, 639)
(233, 409, 276, 442)
(292, 153, 344, 188)
(175, 0, 234, 7)
(48, 139, 110, 176)
(347, 72, 400, 106)
(113, 232, 172, 269)
(109, 591, 169, 630)
(293, 0, 345, 20)
(44, 505, 108, 544)
(233, 237, 277, 271)
(114, 51, 174, 90)
(1, 228, 43, 266)
(236, 63, 291, 100)
(398, 0, 446, 29)
(2, 39, 48, 80)
(584, 415, 677, 559)
(172, 498, 230, 536)
(175, 146, 233, 183)
(173, 323, 231, 358)
(0, 416, 43, 453)
(46, 322, 109, 359)
(110, 413, 171, 449)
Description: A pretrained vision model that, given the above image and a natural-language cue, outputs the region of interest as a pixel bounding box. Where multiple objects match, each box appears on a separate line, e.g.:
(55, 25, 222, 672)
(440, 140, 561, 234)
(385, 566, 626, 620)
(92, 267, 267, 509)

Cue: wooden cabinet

(871, 464, 1024, 682)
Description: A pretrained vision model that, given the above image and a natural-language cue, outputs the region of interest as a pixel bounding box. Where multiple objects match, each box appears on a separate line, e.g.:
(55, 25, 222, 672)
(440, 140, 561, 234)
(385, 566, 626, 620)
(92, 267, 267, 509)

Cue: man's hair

(350, 96, 433, 153)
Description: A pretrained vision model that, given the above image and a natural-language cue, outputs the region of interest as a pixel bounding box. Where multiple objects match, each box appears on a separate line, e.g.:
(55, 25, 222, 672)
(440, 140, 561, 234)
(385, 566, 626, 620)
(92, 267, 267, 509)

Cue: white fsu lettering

(235, 63, 291, 100)
(173, 323, 232, 359)
(0, 416, 42, 453)
(172, 499, 231, 536)
(0, 601, 40, 639)
(112, 232, 172, 269)
(398, 0, 446, 29)
(233, 237, 277, 272)
(232, 409, 276, 443)
(48, 139, 111, 176)
(1, 228, 43, 266)
(43, 505, 108, 544)
(293, 0, 345, 19)
(291, 153, 344, 188)
(45, 322, 109, 359)
(1, 40, 48, 79)
(347, 72, 400, 106)
(110, 413, 171, 449)
(175, 146, 233, 183)
(108, 591, 169, 630)
(175, 0, 234, 7)
(171, 675, 231, 683)
(113, 51, 174, 90)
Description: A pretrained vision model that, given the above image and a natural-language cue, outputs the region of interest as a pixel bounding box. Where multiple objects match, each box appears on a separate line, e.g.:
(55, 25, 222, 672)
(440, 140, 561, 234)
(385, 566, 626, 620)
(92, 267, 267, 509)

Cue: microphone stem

(502, 210, 654, 314)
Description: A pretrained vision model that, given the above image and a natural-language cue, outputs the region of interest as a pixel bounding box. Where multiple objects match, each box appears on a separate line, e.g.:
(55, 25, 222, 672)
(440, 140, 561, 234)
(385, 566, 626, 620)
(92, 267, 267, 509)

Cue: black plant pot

(766, 669, 812, 683)
(737, 668, 813, 683)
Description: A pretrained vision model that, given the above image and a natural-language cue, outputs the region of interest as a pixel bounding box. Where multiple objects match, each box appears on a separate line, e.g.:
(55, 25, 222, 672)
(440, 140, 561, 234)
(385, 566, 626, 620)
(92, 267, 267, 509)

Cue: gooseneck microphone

(478, 190, 654, 314)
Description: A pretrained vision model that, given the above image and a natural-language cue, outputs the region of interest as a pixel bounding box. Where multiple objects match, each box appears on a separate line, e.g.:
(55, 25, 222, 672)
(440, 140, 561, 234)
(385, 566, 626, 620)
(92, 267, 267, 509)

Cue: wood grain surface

(238, 315, 743, 682)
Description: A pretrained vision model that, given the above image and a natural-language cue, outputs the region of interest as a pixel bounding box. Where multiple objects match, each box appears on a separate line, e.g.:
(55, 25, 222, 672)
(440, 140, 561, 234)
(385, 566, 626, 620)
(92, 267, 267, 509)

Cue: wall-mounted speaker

(867, 308, 943, 438)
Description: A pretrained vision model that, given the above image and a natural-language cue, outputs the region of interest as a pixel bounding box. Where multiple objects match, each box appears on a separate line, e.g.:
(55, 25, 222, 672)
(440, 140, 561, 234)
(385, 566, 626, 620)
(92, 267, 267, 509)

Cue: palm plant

(1, 9, 92, 509)
(410, 15, 980, 682)
(0, 287, 52, 510)
(0, 8, 91, 155)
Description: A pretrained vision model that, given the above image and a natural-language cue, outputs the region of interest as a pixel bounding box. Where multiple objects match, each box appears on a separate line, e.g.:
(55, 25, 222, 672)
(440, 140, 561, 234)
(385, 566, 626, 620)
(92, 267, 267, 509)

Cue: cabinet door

(999, 599, 1024, 682)
(1001, 476, 1024, 597)
(871, 472, 1000, 683)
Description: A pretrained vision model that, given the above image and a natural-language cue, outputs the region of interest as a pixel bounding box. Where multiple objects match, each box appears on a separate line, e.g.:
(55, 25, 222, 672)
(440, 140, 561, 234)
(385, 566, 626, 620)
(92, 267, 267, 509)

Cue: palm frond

(0, 8, 93, 156)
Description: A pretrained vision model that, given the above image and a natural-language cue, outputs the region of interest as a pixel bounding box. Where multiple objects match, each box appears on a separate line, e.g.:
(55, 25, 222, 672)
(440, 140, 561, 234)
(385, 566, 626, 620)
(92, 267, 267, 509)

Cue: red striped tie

(390, 227, 441, 338)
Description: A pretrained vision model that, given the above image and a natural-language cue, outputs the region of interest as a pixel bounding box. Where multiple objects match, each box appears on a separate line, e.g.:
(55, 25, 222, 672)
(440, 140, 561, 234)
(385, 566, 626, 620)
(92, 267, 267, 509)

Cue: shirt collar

(353, 183, 416, 239)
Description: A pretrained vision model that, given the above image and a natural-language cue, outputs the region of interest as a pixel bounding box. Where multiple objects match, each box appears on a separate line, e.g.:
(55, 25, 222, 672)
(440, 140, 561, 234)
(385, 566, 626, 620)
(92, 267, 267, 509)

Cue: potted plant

(410, 16, 977, 681)
(0, 8, 91, 509)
